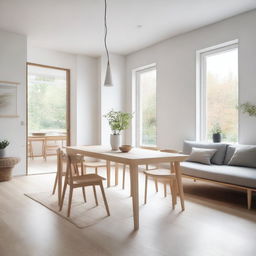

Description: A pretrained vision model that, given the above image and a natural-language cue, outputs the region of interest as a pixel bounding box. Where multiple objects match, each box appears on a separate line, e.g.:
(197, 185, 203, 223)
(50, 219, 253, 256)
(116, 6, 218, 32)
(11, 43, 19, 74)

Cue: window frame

(196, 40, 239, 142)
(134, 64, 157, 147)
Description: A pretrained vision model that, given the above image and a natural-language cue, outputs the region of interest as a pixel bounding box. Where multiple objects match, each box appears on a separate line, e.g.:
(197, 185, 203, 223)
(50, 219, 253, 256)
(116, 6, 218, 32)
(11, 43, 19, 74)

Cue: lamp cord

(104, 0, 110, 64)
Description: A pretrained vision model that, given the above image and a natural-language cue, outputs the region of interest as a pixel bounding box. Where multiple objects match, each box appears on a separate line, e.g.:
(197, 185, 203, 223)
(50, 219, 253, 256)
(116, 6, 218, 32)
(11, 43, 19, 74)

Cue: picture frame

(0, 80, 19, 118)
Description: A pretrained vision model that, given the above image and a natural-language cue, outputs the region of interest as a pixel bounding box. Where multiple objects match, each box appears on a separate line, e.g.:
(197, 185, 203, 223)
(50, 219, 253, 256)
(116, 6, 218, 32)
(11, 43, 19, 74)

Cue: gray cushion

(228, 146, 256, 168)
(183, 141, 228, 165)
(223, 145, 236, 164)
(187, 147, 217, 165)
(180, 162, 256, 189)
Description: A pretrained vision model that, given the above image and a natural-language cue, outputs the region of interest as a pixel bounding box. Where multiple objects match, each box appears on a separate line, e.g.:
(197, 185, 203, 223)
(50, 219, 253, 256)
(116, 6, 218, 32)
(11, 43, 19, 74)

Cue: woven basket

(0, 157, 20, 181)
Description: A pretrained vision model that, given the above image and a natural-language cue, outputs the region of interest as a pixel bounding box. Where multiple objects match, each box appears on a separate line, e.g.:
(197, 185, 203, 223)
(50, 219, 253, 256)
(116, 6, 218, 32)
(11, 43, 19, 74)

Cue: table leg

(174, 161, 185, 210)
(129, 165, 133, 197)
(115, 163, 119, 186)
(106, 160, 111, 187)
(130, 164, 139, 230)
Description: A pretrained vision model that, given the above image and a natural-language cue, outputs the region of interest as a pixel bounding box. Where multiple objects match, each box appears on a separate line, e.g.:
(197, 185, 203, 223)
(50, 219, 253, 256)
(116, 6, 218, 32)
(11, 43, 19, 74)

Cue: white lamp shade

(104, 62, 113, 87)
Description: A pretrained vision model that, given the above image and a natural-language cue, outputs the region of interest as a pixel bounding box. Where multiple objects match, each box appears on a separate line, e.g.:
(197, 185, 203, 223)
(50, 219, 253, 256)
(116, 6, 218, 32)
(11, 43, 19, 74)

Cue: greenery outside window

(135, 66, 157, 147)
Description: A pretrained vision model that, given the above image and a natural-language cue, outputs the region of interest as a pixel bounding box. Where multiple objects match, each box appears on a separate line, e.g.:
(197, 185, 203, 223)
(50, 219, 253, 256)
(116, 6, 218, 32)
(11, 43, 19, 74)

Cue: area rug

(25, 188, 133, 228)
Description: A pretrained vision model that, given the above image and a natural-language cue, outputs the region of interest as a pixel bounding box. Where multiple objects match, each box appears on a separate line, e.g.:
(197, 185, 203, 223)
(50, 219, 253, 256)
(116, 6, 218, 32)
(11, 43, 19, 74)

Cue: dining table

(65, 145, 188, 230)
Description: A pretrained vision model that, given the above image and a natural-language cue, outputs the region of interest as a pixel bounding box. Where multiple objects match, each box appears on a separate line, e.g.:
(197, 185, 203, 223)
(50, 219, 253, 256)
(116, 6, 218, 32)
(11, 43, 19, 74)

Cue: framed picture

(0, 81, 19, 118)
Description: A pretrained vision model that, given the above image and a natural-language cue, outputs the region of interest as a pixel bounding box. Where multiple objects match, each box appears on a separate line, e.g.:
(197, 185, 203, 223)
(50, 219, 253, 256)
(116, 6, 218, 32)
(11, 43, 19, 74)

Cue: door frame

(26, 62, 71, 175)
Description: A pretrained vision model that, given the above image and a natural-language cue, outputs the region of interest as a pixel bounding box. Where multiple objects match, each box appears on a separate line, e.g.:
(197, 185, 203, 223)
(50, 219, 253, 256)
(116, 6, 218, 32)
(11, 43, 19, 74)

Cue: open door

(26, 63, 70, 174)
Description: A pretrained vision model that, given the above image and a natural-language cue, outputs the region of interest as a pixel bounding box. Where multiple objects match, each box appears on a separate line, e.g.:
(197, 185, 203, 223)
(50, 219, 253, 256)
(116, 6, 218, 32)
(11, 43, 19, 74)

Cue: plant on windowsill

(211, 123, 222, 143)
(238, 102, 256, 117)
(0, 140, 10, 158)
(104, 110, 133, 150)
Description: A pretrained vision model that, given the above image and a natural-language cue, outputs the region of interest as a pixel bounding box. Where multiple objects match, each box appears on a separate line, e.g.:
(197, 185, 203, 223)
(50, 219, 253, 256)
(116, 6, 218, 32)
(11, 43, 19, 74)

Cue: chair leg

(99, 182, 110, 216)
(93, 185, 98, 206)
(144, 174, 148, 204)
(154, 178, 158, 192)
(59, 180, 68, 211)
(82, 187, 87, 203)
(247, 189, 252, 210)
(173, 180, 177, 205)
(52, 172, 58, 195)
(170, 180, 176, 210)
(67, 187, 73, 217)
(122, 165, 126, 189)
(164, 182, 167, 197)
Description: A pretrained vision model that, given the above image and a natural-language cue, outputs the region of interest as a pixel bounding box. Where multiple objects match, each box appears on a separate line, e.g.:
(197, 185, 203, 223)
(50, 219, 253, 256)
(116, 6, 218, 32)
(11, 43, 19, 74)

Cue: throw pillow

(187, 147, 217, 165)
(228, 146, 256, 168)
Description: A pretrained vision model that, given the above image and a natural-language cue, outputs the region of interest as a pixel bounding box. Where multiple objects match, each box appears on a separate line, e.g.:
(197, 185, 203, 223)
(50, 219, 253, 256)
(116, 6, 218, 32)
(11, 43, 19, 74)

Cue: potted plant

(104, 110, 133, 150)
(0, 140, 10, 158)
(211, 124, 222, 143)
(238, 102, 256, 117)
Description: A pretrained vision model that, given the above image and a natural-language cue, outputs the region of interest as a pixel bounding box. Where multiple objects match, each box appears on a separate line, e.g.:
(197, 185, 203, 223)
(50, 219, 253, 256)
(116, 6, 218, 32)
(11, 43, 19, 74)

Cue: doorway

(26, 63, 70, 174)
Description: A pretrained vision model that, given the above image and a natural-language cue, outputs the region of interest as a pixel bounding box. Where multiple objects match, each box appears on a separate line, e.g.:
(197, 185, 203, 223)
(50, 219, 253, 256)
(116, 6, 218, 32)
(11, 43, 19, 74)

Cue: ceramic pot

(0, 149, 5, 158)
(212, 133, 221, 143)
(110, 134, 121, 151)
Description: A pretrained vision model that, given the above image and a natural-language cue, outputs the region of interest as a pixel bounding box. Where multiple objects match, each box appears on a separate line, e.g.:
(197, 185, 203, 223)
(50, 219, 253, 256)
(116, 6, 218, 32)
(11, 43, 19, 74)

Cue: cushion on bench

(180, 162, 256, 189)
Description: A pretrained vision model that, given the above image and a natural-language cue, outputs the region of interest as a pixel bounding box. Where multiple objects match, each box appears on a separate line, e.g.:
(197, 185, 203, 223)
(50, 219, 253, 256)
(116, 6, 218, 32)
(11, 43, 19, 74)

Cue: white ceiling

(0, 0, 255, 57)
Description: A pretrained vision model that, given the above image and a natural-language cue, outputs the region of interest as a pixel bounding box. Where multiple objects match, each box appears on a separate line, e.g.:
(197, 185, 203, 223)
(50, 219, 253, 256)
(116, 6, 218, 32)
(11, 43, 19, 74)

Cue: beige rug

(25, 187, 133, 228)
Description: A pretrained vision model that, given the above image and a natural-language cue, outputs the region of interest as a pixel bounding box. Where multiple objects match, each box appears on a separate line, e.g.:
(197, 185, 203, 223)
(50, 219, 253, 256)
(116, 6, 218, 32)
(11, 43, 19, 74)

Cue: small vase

(110, 134, 121, 151)
(0, 149, 5, 158)
(212, 133, 221, 143)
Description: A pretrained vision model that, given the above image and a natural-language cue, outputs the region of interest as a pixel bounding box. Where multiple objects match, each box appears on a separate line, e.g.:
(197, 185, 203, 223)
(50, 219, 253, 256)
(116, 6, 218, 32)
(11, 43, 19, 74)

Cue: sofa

(163, 141, 256, 209)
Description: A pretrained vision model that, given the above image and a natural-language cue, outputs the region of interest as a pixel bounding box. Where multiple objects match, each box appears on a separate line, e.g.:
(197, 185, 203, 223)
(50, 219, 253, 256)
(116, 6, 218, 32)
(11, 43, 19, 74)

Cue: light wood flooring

(0, 167, 256, 256)
(28, 156, 57, 174)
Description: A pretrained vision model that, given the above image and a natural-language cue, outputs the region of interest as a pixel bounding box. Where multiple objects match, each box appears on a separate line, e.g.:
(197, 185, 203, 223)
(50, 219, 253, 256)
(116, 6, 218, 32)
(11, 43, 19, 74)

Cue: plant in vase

(0, 140, 10, 158)
(211, 123, 222, 143)
(104, 110, 133, 150)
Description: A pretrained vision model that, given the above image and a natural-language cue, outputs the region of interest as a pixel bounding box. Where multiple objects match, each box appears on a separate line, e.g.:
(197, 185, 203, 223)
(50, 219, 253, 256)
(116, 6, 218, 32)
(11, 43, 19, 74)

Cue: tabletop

(66, 145, 188, 165)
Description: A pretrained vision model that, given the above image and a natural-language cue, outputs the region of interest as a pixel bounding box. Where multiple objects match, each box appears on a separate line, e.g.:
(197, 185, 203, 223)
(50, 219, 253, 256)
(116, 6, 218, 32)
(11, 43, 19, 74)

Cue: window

(197, 42, 238, 142)
(135, 66, 157, 146)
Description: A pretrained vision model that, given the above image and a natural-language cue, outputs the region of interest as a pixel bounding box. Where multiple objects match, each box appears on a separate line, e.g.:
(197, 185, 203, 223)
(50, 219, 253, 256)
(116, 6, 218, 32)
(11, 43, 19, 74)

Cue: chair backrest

(67, 154, 84, 184)
(57, 148, 66, 175)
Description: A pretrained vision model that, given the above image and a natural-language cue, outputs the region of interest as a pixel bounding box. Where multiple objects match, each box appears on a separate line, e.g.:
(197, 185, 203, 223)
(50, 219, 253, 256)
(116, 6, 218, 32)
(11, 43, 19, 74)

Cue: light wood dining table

(65, 145, 188, 230)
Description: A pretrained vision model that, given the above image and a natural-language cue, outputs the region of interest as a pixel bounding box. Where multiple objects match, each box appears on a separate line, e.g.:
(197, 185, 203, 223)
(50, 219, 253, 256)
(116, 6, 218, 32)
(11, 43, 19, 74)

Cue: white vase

(0, 149, 5, 158)
(110, 134, 121, 151)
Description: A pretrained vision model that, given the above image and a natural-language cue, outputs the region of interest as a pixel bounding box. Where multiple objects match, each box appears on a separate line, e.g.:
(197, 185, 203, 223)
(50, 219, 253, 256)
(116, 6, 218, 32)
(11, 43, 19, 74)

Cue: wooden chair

(122, 146, 160, 190)
(143, 149, 180, 209)
(52, 148, 67, 205)
(44, 136, 66, 161)
(84, 160, 107, 175)
(60, 154, 110, 217)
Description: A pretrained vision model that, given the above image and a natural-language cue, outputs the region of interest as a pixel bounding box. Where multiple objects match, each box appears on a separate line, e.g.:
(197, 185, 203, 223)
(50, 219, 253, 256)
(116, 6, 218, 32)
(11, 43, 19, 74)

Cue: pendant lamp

(104, 0, 113, 87)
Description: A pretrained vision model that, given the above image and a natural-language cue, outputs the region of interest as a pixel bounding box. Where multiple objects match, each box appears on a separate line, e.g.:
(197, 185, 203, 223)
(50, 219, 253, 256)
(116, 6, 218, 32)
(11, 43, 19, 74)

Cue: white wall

(100, 54, 126, 145)
(0, 30, 27, 175)
(76, 55, 100, 145)
(126, 10, 256, 150)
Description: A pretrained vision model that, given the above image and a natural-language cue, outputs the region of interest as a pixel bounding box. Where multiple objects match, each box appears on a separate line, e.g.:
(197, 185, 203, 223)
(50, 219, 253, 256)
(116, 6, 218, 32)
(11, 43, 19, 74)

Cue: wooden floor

(0, 168, 256, 256)
(28, 156, 57, 174)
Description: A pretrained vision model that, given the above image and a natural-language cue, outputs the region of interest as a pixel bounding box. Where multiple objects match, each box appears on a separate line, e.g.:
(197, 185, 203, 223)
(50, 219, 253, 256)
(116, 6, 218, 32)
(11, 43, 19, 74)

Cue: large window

(135, 66, 157, 146)
(197, 42, 238, 142)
